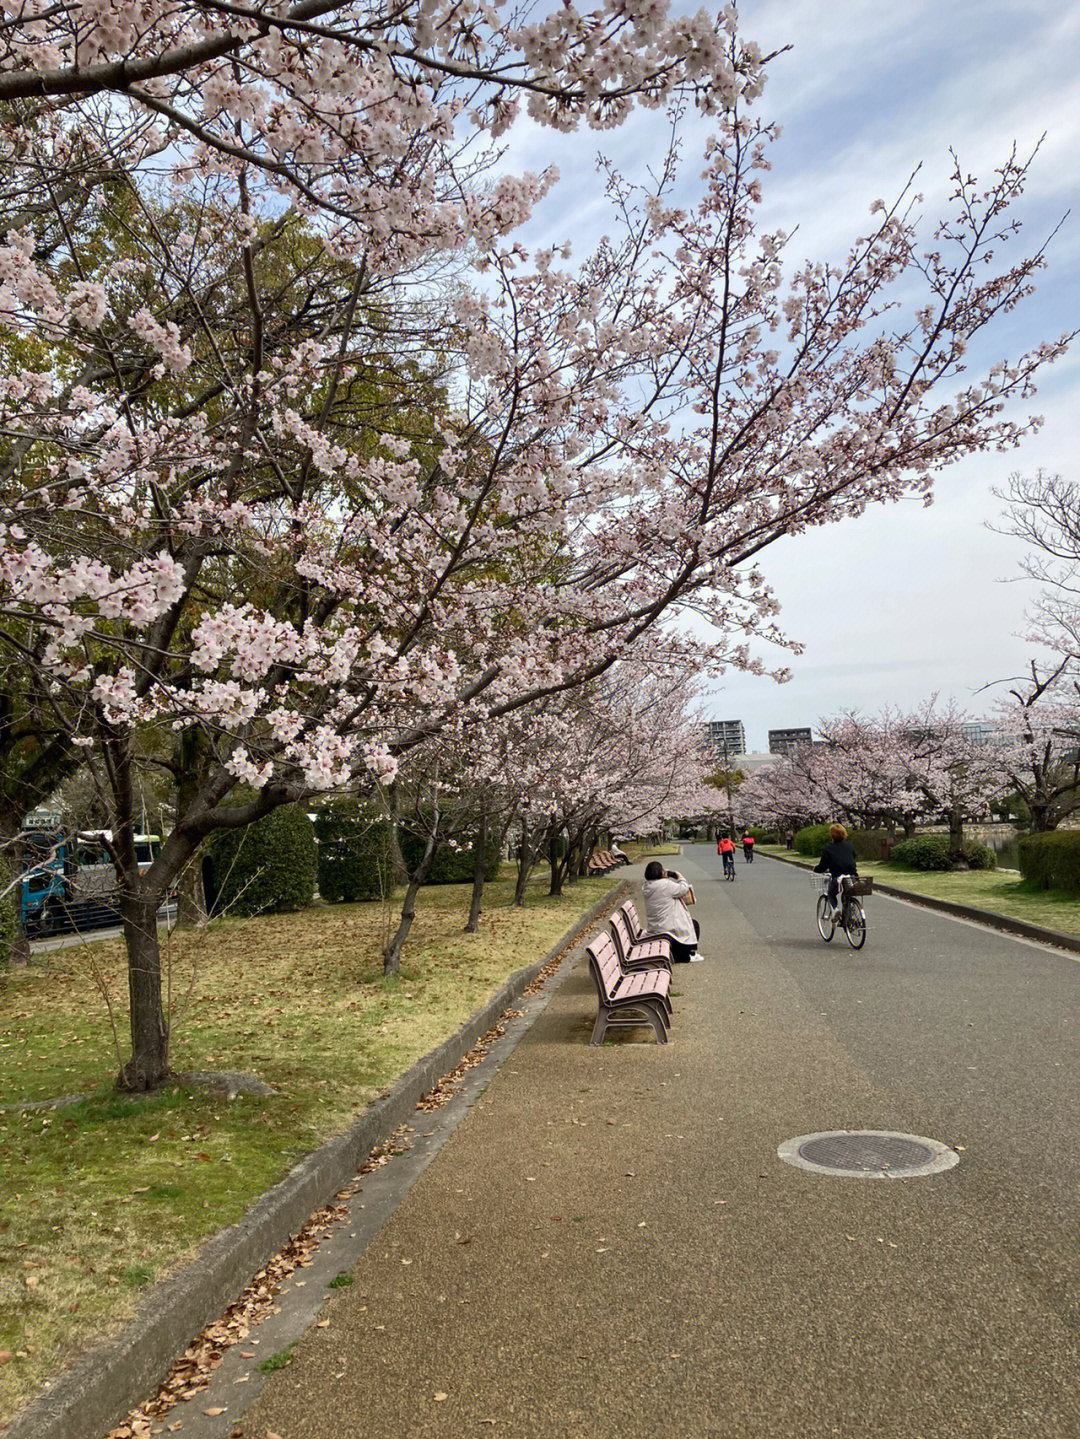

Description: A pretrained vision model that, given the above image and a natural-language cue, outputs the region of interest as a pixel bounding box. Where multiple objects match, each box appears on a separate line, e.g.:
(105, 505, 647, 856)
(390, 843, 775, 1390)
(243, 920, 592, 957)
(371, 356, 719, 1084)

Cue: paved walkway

(241, 849, 1080, 1438)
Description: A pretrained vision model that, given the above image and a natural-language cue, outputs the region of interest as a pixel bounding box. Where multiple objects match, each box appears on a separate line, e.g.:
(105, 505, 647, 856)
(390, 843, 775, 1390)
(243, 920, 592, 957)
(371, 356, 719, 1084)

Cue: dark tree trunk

(0, 819, 29, 968)
(384, 834, 440, 975)
(548, 828, 564, 897)
(903, 817, 916, 839)
(514, 821, 532, 907)
(175, 860, 206, 927)
(948, 809, 966, 866)
(118, 896, 169, 1090)
(174, 728, 208, 926)
(464, 803, 488, 932)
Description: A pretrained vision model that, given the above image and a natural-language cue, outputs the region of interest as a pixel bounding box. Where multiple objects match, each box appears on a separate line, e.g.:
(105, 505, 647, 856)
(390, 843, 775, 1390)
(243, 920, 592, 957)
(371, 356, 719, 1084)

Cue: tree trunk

(173, 728, 208, 926)
(175, 856, 206, 927)
(514, 821, 532, 907)
(384, 834, 440, 975)
(948, 808, 966, 866)
(118, 897, 170, 1090)
(548, 828, 563, 897)
(0, 820, 29, 968)
(464, 804, 488, 932)
(903, 817, 916, 839)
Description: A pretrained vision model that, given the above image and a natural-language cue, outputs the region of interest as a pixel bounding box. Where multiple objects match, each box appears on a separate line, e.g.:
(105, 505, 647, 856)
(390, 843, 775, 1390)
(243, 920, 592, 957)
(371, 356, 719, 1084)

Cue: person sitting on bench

(641, 860, 701, 963)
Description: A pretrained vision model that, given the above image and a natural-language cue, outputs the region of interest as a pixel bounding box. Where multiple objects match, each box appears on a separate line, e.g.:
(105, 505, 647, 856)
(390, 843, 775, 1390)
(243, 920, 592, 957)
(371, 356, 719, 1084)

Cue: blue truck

(17, 827, 161, 935)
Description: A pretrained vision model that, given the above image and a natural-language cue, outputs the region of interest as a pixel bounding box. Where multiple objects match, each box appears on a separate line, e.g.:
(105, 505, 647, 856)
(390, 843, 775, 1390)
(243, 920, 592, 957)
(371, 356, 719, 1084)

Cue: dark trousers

(671, 918, 700, 963)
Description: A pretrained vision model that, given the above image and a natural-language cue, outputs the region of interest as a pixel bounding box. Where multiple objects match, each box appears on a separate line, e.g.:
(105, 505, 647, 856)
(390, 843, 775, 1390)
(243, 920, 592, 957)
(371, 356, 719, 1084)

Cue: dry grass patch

(0, 869, 620, 1422)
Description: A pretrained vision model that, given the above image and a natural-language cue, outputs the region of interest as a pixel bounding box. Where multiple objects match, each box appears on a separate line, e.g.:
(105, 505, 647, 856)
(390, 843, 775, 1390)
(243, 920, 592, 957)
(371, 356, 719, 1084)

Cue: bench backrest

(586, 934, 623, 999)
(621, 899, 643, 939)
(609, 909, 635, 963)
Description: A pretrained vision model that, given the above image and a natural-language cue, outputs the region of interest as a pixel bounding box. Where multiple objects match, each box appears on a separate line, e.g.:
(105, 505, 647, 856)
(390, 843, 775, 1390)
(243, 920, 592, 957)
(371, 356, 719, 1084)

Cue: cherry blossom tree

(989, 663, 1080, 833)
(0, 3, 1070, 1087)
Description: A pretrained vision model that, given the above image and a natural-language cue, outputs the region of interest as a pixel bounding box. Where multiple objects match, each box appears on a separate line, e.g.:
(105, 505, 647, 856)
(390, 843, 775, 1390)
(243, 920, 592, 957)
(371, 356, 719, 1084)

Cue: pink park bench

(586, 933, 671, 1045)
(608, 908, 673, 973)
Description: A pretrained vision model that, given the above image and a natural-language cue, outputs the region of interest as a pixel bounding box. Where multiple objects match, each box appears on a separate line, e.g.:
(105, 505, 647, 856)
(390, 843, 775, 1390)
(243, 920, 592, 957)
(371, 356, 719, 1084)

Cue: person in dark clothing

(813, 823, 859, 916)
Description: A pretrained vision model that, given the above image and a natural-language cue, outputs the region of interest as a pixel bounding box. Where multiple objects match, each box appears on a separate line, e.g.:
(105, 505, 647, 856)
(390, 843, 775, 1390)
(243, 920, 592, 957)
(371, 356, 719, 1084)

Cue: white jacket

(641, 873, 696, 946)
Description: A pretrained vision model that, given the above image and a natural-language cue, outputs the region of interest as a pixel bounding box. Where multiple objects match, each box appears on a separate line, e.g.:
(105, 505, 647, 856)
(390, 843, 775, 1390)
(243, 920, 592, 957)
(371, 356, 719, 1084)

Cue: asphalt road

(243, 848, 1080, 1438)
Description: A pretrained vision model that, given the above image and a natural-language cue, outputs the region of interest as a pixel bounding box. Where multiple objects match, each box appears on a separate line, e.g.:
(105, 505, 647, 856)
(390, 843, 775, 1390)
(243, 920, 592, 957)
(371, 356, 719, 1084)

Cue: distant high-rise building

(703, 719, 746, 761)
(769, 726, 813, 757)
(961, 720, 1003, 747)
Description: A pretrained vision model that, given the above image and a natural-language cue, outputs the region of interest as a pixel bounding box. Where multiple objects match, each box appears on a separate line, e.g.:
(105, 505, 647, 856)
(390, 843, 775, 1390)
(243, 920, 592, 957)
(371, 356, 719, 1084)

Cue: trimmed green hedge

(400, 825, 501, 885)
(206, 805, 316, 917)
(315, 800, 392, 903)
(794, 824, 833, 857)
(1018, 830, 1080, 893)
(746, 827, 779, 845)
(891, 834, 996, 872)
(849, 828, 891, 861)
(0, 856, 19, 964)
(890, 835, 951, 871)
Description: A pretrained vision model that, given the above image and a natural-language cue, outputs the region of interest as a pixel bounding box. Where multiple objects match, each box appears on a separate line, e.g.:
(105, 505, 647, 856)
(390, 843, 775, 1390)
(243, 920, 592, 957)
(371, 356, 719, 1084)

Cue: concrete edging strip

(761, 851, 1080, 955)
(5, 877, 630, 1439)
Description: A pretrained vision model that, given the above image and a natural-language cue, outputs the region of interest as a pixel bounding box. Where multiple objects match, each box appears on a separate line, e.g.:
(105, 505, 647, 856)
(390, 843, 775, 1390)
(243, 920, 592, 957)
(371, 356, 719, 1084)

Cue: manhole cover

(777, 1130, 960, 1179)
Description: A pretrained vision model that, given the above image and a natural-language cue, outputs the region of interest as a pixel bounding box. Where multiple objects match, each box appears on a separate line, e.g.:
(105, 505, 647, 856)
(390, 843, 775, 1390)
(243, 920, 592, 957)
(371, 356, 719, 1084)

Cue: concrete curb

(4, 878, 630, 1439)
(761, 851, 1080, 955)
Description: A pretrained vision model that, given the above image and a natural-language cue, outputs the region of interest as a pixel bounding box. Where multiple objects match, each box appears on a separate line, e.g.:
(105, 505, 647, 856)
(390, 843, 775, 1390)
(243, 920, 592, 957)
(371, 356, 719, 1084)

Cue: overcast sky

(498, 0, 1079, 750)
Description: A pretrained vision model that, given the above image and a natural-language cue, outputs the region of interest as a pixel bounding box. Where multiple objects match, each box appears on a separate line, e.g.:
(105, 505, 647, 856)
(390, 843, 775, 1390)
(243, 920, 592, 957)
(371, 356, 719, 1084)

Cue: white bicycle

(814, 874, 871, 950)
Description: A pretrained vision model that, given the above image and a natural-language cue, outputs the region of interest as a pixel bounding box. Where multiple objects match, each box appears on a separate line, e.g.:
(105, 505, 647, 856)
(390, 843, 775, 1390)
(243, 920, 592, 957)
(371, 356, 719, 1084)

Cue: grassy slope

(0, 867, 628, 1419)
(756, 845, 1080, 938)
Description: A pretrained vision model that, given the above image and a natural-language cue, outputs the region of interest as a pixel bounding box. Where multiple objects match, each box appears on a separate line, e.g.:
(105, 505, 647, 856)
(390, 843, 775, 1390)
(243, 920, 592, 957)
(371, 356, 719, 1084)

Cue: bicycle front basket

(813, 876, 832, 895)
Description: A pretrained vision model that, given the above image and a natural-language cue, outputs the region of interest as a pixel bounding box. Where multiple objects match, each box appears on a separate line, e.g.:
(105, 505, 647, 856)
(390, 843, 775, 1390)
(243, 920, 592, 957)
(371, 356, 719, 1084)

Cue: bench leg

(644, 1005, 669, 1043)
(590, 1007, 611, 1045)
(591, 1002, 668, 1045)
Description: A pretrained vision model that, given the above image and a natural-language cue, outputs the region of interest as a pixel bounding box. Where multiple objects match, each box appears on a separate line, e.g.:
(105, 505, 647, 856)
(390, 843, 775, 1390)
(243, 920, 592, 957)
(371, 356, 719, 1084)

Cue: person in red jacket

(717, 833, 736, 879)
(741, 831, 755, 863)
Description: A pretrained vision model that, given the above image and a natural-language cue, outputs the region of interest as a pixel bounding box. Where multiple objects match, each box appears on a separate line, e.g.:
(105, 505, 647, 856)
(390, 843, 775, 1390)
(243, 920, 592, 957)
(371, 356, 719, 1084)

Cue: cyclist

(741, 831, 755, 864)
(813, 824, 858, 918)
(717, 833, 736, 880)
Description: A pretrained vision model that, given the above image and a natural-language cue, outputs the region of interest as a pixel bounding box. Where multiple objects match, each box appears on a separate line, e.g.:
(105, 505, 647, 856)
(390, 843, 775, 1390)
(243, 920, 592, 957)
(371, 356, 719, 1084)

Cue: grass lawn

(0, 865, 630, 1421)
(757, 845, 1080, 938)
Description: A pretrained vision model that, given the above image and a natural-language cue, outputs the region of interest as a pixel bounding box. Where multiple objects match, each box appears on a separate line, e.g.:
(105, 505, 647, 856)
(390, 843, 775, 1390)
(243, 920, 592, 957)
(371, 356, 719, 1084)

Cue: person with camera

(641, 860, 702, 963)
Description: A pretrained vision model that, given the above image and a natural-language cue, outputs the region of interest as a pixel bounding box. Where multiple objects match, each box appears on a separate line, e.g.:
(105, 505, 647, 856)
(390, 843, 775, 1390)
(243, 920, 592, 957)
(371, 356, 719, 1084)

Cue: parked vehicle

(17, 827, 162, 935)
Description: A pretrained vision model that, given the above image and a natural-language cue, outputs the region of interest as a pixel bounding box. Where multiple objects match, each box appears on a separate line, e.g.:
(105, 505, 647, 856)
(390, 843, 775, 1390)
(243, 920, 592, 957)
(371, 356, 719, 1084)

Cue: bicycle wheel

(843, 899, 866, 949)
(816, 896, 835, 942)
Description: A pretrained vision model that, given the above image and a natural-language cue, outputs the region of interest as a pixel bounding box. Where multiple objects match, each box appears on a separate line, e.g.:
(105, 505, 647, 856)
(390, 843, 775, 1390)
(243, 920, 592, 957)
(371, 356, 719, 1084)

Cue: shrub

(0, 856, 19, 964)
(1019, 830, 1080, 894)
(890, 834, 996, 871)
(315, 800, 392, 903)
(746, 827, 779, 845)
(794, 823, 833, 857)
(890, 835, 952, 870)
(206, 805, 316, 917)
(965, 840, 996, 870)
(399, 822, 501, 885)
(849, 828, 892, 862)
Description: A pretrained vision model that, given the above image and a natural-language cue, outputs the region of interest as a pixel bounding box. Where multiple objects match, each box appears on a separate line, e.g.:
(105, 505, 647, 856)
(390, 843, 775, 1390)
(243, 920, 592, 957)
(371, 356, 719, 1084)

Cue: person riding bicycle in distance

(717, 833, 736, 877)
(814, 824, 858, 917)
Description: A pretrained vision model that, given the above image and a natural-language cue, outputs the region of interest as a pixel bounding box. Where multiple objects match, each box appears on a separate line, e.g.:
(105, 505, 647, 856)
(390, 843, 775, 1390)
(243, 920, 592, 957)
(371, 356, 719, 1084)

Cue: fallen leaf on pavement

(434, 1392, 448, 1402)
